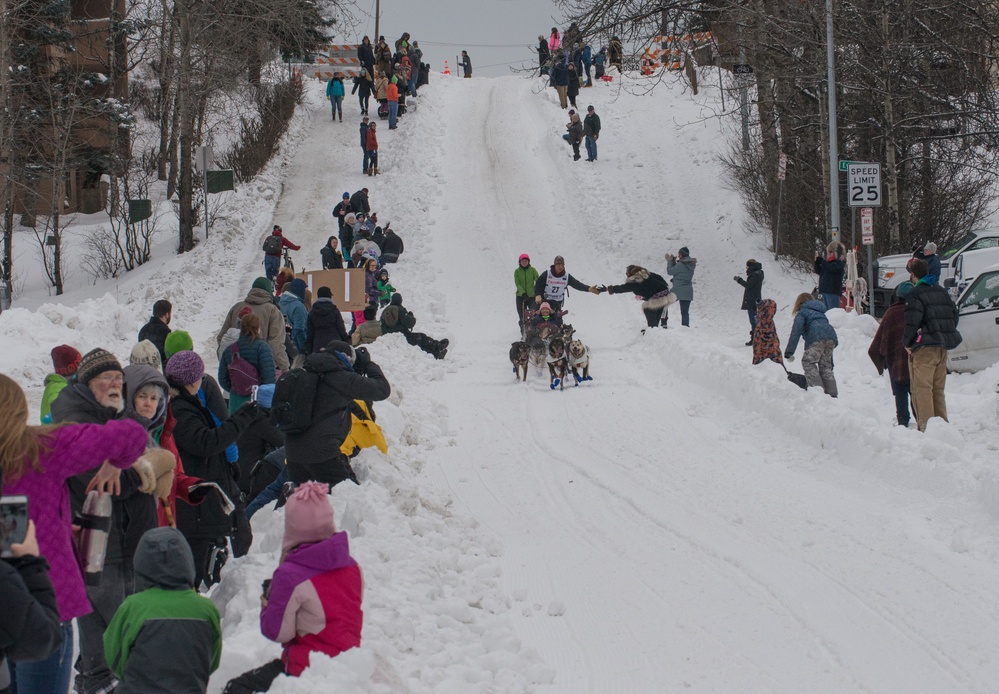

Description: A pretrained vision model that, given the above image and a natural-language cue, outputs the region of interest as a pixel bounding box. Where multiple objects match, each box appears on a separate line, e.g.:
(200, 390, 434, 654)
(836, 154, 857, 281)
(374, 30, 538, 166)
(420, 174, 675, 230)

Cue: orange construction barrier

(443, 60, 450, 75)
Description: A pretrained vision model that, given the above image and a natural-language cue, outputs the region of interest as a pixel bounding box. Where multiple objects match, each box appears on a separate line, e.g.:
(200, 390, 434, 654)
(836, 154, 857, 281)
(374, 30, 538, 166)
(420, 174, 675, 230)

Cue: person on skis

(534, 255, 601, 313)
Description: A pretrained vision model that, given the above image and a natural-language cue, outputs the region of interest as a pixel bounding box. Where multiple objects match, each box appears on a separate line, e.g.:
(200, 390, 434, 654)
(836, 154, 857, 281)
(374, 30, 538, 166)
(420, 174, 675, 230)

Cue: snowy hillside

(4, 69, 999, 693)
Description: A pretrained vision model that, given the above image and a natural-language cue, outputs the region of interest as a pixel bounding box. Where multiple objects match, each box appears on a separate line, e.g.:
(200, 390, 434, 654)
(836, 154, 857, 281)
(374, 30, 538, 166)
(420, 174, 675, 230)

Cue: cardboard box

(298, 269, 367, 310)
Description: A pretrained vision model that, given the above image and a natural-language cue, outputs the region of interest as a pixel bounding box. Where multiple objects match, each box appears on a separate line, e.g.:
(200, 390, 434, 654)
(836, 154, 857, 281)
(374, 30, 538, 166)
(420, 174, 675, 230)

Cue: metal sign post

(861, 207, 875, 311)
(196, 145, 213, 239)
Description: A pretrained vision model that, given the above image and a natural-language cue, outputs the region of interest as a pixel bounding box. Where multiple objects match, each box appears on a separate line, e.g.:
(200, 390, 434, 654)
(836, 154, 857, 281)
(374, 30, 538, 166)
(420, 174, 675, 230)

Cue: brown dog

(509, 341, 529, 381)
(547, 337, 568, 390)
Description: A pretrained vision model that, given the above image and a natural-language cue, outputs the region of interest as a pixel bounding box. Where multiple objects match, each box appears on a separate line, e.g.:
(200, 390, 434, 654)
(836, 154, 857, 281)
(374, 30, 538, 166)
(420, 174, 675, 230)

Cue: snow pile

(212, 339, 553, 693)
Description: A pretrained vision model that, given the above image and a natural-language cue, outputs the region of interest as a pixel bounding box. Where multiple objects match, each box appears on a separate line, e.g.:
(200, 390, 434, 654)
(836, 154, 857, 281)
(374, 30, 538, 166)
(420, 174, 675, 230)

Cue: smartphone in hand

(0, 495, 29, 558)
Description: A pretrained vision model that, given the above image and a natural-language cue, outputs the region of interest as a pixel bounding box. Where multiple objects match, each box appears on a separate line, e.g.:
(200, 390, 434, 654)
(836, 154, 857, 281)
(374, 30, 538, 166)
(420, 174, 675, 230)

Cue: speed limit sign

(847, 163, 881, 208)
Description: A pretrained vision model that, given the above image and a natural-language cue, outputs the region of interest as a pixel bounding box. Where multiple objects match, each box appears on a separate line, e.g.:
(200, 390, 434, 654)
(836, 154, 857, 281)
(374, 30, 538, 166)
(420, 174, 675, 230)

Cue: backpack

(227, 342, 260, 397)
(262, 235, 282, 255)
(381, 305, 399, 328)
(269, 367, 322, 434)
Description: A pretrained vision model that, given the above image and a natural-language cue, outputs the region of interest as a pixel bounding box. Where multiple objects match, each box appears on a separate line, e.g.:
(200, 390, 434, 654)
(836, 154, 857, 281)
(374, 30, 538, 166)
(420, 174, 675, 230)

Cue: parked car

(947, 261, 999, 373)
(872, 231, 999, 316)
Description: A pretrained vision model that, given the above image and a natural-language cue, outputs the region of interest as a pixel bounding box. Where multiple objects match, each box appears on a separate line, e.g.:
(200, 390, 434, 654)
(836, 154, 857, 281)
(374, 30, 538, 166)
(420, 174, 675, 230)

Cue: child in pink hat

(223, 482, 363, 693)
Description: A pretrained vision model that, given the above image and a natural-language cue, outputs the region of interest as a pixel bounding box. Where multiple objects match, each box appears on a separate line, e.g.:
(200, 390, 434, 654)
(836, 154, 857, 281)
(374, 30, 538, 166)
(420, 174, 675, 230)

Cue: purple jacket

(3, 419, 148, 621)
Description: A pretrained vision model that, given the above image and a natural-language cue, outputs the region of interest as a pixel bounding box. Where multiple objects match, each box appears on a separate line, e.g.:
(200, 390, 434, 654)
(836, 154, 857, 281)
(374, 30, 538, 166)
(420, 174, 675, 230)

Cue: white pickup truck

(872, 231, 999, 316)
(948, 261, 999, 372)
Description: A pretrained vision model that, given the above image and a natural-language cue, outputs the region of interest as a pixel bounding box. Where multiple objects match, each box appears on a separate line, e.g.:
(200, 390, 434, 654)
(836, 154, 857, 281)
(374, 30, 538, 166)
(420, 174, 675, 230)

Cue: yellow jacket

(340, 400, 388, 456)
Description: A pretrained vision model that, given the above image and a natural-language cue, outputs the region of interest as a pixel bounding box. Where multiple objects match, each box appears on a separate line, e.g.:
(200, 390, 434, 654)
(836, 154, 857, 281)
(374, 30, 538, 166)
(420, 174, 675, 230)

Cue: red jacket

(366, 128, 378, 151)
(266, 231, 300, 257)
(386, 83, 399, 102)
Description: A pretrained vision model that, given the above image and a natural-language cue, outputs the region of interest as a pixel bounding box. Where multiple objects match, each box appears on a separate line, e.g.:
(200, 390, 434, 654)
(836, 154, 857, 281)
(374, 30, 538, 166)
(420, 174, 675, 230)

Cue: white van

(947, 261, 999, 373)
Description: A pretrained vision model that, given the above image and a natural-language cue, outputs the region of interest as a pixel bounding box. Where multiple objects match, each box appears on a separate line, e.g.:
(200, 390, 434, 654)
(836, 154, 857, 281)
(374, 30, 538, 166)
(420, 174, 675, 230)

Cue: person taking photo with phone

(0, 372, 147, 693)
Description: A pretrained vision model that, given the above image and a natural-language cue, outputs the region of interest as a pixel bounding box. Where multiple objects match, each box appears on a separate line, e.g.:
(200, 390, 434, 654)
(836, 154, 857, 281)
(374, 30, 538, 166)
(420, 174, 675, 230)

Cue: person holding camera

(224, 483, 362, 694)
(814, 241, 846, 311)
(0, 372, 148, 692)
(734, 259, 765, 345)
(283, 342, 391, 488)
(666, 247, 696, 327)
(1, 498, 63, 694)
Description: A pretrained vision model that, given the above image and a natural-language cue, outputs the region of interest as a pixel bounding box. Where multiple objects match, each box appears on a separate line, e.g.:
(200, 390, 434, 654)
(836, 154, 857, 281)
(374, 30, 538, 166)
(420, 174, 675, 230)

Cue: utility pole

(825, 0, 841, 243)
(374, 0, 380, 41)
(737, 13, 749, 151)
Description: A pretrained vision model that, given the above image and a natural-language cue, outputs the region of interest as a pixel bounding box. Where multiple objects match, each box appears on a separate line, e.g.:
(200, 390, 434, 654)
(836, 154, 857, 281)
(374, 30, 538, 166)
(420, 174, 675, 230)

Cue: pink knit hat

(282, 482, 336, 555)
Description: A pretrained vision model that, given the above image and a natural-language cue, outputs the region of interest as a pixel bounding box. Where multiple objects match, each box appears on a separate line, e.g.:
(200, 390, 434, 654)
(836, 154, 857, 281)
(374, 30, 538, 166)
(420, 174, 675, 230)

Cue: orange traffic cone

(443, 60, 450, 76)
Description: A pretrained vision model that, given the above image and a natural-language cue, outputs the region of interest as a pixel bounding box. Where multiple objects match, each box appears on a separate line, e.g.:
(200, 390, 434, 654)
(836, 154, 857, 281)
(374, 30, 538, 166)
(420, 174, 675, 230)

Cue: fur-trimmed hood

(626, 267, 650, 282)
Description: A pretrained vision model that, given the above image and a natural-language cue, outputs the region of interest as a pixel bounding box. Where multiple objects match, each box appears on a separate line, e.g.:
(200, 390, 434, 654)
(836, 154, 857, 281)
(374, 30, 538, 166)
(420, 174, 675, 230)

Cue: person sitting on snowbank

(380, 294, 449, 359)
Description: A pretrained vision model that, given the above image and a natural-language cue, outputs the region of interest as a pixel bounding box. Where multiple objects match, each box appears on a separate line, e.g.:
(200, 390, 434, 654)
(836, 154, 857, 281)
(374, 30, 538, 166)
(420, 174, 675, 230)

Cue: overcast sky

(342, 0, 566, 77)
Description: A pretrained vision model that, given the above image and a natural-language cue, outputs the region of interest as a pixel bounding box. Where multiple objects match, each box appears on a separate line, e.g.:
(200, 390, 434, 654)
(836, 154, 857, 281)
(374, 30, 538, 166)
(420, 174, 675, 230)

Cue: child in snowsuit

(375, 268, 395, 308)
(785, 293, 839, 396)
(223, 483, 362, 693)
(103, 527, 221, 694)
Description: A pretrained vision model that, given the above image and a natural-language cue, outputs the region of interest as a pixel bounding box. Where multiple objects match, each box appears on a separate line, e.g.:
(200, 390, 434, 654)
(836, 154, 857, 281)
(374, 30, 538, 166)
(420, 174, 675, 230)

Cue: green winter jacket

(40, 373, 68, 423)
(583, 113, 601, 138)
(515, 264, 539, 297)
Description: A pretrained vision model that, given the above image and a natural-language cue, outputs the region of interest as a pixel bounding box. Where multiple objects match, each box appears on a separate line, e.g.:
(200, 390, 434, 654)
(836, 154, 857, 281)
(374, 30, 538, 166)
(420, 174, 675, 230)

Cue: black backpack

(269, 367, 322, 434)
(262, 235, 283, 255)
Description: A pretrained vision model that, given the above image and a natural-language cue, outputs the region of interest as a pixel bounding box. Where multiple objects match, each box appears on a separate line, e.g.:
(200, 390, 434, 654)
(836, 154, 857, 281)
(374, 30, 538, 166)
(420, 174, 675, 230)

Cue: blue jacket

(279, 293, 308, 353)
(667, 257, 696, 301)
(218, 336, 276, 392)
(582, 46, 592, 66)
(326, 78, 345, 98)
(786, 300, 838, 355)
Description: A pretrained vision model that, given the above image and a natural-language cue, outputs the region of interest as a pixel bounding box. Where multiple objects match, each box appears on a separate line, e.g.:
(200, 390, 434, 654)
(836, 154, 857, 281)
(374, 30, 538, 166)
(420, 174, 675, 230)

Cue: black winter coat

(51, 384, 157, 565)
(284, 351, 391, 485)
(138, 316, 171, 362)
(306, 298, 349, 354)
(0, 556, 62, 667)
(552, 61, 569, 87)
(234, 418, 283, 495)
(350, 190, 370, 216)
(903, 282, 962, 350)
(381, 230, 404, 258)
(332, 201, 356, 231)
(607, 271, 670, 300)
(814, 256, 845, 295)
(321, 241, 344, 270)
(736, 263, 764, 309)
(170, 389, 259, 539)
